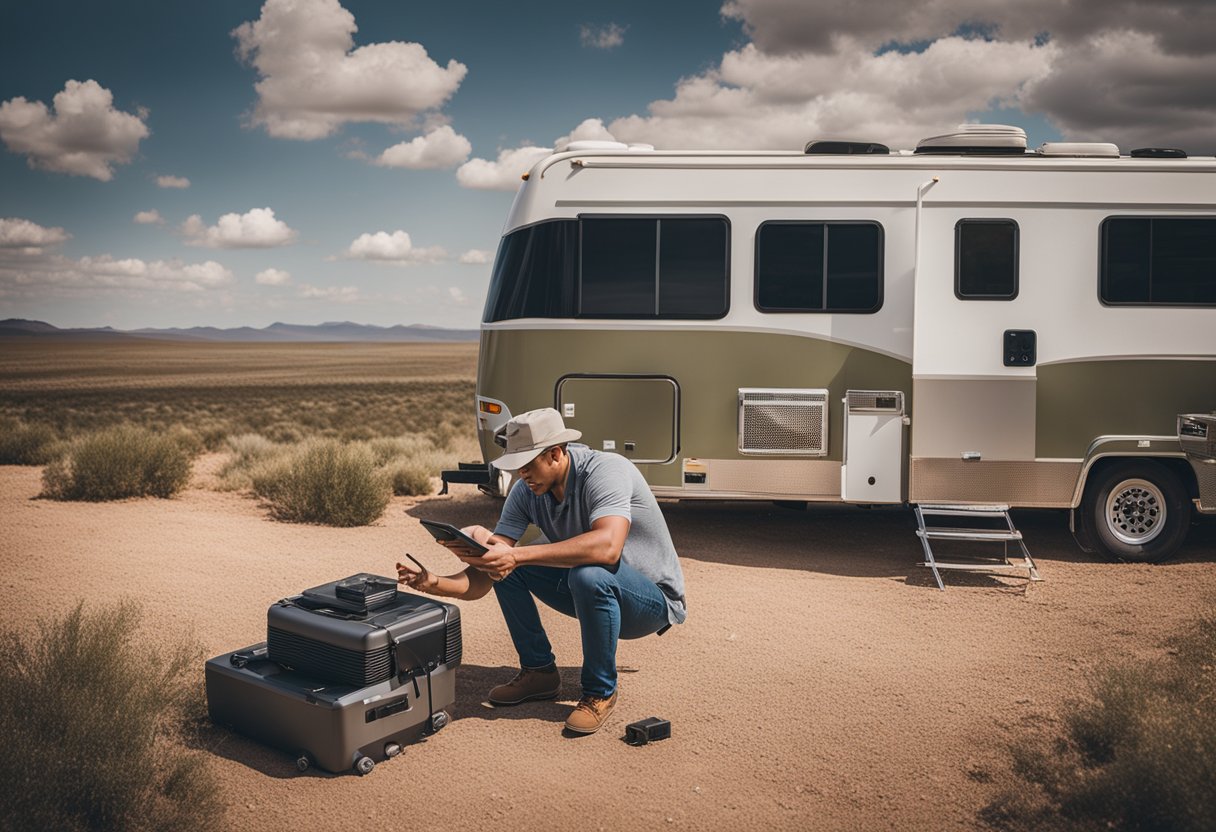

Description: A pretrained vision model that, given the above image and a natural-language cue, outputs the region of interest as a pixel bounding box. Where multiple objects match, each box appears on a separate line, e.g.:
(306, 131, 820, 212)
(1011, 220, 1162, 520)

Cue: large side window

(1101, 217, 1216, 306)
(955, 219, 1019, 300)
(483, 217, 729, 322)
(579, 217, 729, 319)
(755, 221, 883, 313)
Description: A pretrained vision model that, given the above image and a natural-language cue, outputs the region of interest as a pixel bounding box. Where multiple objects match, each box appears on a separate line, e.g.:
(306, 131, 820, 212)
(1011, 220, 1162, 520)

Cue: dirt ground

(2, 457, 1214, 831)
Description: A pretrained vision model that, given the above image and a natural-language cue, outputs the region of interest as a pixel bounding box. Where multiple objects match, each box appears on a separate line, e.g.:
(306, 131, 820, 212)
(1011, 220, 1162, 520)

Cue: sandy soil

(2, 457, 1214, 831)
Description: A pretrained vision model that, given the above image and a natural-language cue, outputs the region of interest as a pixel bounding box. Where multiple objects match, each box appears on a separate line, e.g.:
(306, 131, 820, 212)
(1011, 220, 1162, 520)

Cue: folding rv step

(912, 503, 1040, 590)
(915, 528, 1023, 542)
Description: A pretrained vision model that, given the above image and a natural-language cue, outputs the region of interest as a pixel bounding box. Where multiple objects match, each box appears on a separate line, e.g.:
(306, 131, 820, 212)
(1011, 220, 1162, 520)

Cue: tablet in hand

(419, 519, 488, 555)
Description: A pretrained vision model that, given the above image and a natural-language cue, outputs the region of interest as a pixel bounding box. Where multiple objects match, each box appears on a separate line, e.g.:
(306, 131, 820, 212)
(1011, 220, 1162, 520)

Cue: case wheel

(384, 742, 402, 758)
(354, 754, 375, 776)
(431, 711, 450, 732)
(295, 753, 311, 773)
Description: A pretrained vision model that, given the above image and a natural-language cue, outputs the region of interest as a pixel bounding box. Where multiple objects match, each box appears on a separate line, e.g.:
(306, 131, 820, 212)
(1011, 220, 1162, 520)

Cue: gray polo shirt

(493, 443, 687, 625)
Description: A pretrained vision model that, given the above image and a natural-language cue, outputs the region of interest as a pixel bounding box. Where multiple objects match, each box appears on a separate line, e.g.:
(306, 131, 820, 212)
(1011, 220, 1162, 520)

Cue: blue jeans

(492, 561, 671, 698)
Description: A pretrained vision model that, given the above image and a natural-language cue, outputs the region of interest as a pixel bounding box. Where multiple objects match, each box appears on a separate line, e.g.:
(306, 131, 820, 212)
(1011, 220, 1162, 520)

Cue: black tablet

(419, 519, 488, 556)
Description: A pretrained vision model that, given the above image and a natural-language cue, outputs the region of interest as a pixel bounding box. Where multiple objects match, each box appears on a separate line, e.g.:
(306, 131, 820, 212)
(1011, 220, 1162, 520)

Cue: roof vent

(915, 124, 1027, 155)
(1130, 147, 1188, 159)
(1037, 142, 1120, 158)
(559, 140, 630, 152)
(804, 140, 890, 155)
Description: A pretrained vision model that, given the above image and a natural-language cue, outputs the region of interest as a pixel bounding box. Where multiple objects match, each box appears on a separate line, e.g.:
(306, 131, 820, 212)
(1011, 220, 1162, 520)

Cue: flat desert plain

(1, 339, 1213, 830)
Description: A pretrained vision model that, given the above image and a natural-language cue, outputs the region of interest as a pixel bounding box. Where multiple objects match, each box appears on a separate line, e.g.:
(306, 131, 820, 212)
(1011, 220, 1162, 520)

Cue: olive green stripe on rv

(1035, 359, 1216, 459)
(478, 328, 911, 487)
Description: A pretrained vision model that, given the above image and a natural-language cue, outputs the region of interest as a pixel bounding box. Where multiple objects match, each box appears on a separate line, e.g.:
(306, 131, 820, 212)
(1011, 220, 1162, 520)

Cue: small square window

(955, 219, 1019, 300)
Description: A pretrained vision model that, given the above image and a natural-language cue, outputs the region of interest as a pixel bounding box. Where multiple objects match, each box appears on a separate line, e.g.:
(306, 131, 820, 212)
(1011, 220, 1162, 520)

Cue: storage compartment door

(556, 375, 678, 464)
(841, 390, 906, 503)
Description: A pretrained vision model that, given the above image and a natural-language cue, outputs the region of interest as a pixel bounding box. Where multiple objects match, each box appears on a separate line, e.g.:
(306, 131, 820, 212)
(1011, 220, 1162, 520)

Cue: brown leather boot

(487, 665, 561, 705)
(564, 689, 618, 734)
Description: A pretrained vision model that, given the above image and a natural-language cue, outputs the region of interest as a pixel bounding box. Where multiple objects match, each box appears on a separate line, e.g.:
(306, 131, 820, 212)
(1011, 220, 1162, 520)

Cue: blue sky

(1, 0, 1212, 330)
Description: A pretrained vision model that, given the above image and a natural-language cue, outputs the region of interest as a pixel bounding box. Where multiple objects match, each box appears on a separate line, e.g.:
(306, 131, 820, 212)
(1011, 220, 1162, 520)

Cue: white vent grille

(738, 388, 828, 456)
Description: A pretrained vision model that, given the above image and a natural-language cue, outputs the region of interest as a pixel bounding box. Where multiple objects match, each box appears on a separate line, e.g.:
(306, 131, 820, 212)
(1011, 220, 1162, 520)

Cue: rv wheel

(354, 755, 375, 776)
(1083, 460, 1189, 563)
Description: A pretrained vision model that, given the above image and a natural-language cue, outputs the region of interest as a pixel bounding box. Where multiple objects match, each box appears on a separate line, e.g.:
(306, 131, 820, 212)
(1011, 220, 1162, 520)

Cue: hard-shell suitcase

(205, 642, 456, 775)
(205, 575, 461, 776)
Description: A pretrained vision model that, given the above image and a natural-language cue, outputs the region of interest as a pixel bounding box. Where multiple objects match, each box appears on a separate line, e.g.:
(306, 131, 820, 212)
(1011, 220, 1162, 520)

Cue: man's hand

(457, 540, 517, 582)
(397, 559, 439, 593)
(436, 524, 493, 558)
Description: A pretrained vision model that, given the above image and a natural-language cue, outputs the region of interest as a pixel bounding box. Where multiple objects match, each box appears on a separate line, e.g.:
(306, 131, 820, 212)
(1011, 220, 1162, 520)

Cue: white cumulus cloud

(456, 145, 553, 191)
(580, 23, 627, 50)
(133, 210, 164, 225)
(300, 283, 359, 302)
(0, 249, 233, 296)
(458, 249, 493, 265)
(0, 218, 70, 253)
(181, 207, 298, 249)
(0, 80, 149, 181)
(156, 175, 190, 189)
(255, 267, 292, 286)
(345, 230, 446, 264)
(232, 0, 468, 140)
(455, 118, 622, 192)
(375, 125, 471, 169)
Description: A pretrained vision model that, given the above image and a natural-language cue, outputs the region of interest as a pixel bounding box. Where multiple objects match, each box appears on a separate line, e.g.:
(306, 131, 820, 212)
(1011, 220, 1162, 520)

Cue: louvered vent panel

(268, 627, 392, 686)
(846, 390, 905, 413)
(444, 617, 463, 667)
(738, 388, 828, 455)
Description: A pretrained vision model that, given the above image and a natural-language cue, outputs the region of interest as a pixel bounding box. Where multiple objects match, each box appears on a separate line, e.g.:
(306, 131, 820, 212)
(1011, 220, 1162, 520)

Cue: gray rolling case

(205, 574, 461, 776)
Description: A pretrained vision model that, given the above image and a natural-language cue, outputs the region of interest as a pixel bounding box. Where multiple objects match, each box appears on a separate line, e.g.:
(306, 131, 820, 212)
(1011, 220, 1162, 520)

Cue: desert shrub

(0, 418, 60, 465)
(982, 615, 1216, 832)
(41, 424, 193, 501)
(0, 601, 223, 832)
(216, 433, 283, 491)
(252, 437, 390, 526)
(381, 457, 436, 496)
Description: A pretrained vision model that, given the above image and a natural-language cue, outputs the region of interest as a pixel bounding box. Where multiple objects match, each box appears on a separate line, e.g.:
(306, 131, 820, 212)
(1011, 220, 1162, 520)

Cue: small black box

(625, 717, 671, 745)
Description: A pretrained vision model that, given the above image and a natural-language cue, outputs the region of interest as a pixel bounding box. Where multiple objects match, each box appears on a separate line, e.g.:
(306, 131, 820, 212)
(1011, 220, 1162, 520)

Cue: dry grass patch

(0, 601, 223, 832)
(41, 424, 195, 501)
(983, 615, 1216, 832)
(0, 417, 61, 464)
(251, 438, 392, 526)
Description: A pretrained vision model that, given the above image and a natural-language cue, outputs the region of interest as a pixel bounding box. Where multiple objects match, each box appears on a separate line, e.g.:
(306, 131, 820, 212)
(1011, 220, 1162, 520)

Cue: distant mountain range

(0, 319, 479, 342)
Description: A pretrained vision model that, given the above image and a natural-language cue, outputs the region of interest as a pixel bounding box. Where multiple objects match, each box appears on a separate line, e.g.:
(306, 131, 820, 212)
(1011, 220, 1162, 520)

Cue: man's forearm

(511, 528, 620, 567)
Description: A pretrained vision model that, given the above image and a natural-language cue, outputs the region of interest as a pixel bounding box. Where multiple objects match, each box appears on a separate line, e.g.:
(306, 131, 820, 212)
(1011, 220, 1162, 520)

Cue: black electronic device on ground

(206, 573, 461, 776)
(625, 717, 672, 745)
(419, 519, 488, 555)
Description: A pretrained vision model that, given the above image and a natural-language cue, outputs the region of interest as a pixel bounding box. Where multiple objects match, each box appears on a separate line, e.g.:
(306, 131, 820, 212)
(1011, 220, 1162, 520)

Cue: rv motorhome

(462, 125, 1216, 564)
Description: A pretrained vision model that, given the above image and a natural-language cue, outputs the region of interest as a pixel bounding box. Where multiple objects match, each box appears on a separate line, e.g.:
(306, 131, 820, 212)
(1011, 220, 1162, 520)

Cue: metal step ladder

(913, 504, 1041, 591)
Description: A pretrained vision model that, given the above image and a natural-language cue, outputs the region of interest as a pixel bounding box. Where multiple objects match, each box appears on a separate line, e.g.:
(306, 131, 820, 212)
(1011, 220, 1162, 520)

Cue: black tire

(1083, 460, 1190, 563)
(355, 755, 375, 776)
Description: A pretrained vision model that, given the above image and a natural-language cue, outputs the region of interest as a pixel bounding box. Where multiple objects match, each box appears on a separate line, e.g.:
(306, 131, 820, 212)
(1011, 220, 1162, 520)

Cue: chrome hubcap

(1105, 478, 1166, 545)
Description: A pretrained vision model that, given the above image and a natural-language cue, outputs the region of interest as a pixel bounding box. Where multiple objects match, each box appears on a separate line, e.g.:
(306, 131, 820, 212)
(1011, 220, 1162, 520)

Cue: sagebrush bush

(381, 457, 436, 497)
(41, 424, 193, 501)
(983, 615, 1216, 832)
(216, 433, 282, 491)
(0, 418, 60, 465)
(0, 601, 223, 832)
(252, 437, 390, 526)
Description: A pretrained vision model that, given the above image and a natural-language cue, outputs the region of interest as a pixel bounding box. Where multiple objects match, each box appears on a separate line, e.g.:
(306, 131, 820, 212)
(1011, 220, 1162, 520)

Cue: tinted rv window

(579, 217, 729, 319)
(755, 222, 882, 312)
(482, 220, 578, 322)
(955, 220, 1019, 299)
(1101, 217, 1216, 306)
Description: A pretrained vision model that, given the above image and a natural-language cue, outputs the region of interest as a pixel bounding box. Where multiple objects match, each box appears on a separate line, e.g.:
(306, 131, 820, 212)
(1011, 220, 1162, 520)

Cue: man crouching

(398, 407, 687, 735)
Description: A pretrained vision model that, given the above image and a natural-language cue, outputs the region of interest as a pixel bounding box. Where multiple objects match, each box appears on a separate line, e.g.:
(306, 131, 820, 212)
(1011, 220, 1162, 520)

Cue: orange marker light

(479, 401, 502, 414)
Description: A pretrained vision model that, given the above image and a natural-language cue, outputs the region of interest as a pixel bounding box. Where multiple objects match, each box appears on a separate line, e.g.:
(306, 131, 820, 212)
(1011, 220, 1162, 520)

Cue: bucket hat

(491, 408, 582, 470)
